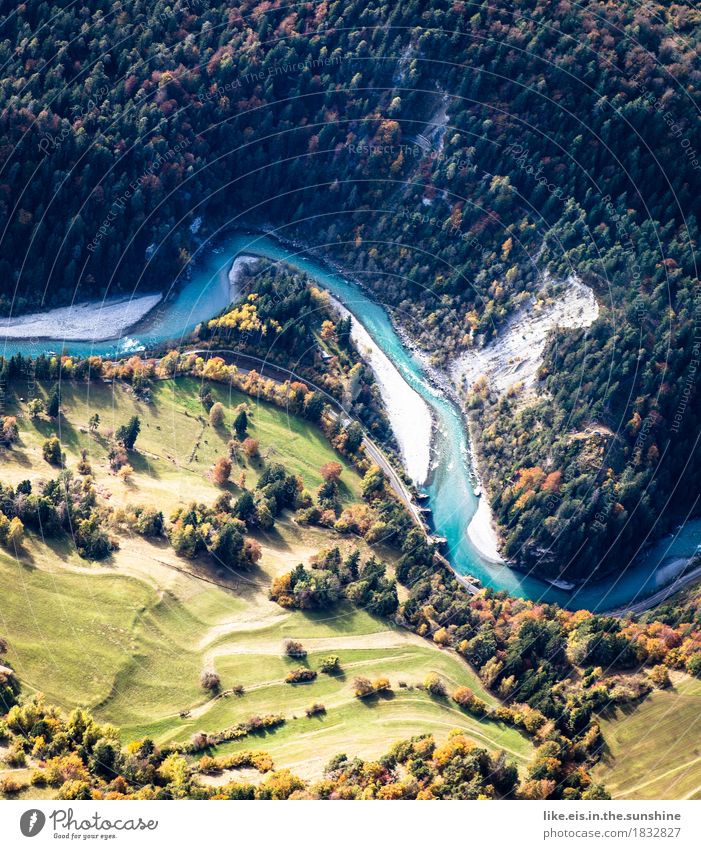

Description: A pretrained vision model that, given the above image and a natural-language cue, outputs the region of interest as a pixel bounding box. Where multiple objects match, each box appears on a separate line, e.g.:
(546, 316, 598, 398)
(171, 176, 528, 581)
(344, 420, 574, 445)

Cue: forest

(0, 1, 699, 580)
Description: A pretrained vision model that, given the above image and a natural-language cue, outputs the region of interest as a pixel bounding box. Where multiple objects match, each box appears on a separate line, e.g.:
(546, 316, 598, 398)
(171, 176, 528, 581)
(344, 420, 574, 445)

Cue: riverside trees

(0, 0, 698, 581)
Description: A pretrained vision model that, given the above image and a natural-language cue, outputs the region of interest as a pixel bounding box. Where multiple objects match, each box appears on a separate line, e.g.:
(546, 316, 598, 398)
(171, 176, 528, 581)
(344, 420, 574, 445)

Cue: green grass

(0, 549, 153, 708)
(1, 537, 532, 779)
(593, 675, 701, 799)
(5, 376, 361, 515)
(0, 375, 533, 782)
(211, 689, 530, 781)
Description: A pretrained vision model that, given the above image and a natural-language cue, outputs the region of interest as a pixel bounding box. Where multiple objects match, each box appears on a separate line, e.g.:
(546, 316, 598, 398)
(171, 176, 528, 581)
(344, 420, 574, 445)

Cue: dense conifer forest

(0, 0, 699, 577)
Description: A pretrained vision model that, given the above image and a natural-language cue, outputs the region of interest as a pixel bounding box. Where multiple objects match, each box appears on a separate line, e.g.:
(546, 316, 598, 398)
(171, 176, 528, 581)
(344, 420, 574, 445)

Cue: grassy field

(592, 674, 701, 799)
(3, 375, 361, 516)
(0, 529, 531, 781)
(0, 375, 532, 784)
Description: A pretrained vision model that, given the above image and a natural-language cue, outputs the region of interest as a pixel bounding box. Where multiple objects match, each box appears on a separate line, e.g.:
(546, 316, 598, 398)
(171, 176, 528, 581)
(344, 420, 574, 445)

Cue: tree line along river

(3, 229, 700, 613)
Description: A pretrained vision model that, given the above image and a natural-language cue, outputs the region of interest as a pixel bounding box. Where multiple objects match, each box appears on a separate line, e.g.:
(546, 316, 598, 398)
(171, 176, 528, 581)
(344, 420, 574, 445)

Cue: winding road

(607, 560, 701, 616)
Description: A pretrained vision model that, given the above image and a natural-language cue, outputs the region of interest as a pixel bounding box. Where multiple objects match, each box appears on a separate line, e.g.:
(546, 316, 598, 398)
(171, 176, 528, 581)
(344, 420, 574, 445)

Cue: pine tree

(116, 416, 141, 450)
(47, 386, 60, 418)
(233, 409, 248, 439)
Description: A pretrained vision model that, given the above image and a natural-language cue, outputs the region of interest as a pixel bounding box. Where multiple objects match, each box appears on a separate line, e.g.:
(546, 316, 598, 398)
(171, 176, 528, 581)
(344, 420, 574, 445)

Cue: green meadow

(0, 376, 531, 781)
(593, 675, 701, 800)
(3, 375, 361, 515)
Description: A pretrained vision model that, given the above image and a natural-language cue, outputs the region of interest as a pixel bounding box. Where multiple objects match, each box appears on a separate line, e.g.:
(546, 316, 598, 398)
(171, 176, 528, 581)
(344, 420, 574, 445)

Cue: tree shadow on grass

(8, 544, 36, 570)
(320, 668, 347, 682)
(252, 524, 293, 552)
(3, 447, 33, 469)
(30, 414, 81, 450)
(596, 696, 649, 723)
(128, 450, 162, 479)
(337, 479, 355, 503)
(356, 689, 396, 706)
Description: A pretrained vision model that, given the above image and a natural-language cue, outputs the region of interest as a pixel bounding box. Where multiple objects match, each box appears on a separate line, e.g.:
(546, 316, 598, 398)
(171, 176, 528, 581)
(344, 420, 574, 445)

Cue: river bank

(227, 255, 259, 297)
(0, 292, 163, 343)
(2, 226, 699, 613)
(192, 230, 701, 613)
(255, 227, 508, 565)
(466, 491, 502, 562)
(325, 292, 433, 486)
(445, 276, 599, 567)
(450, 276, 599, 399)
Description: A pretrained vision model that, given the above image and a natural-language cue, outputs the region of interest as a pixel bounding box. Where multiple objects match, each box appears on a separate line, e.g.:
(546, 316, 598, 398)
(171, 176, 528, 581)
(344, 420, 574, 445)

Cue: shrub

(200, 670, 221, 692)
(452, 686, 488, 716)
(30, 771, 47, 787)
(132, 506, 165, 537)
(198, 755, 218, 774)
(320, 461, 343, 482)
(0, 513, 10, 545)
(284, 640, 307, 659)
(209, 402, 226, 427)
(76, 449, 92, 475)
(74, 513, 111, 560)
(0, 775, 26, 796)
(108, 444, 128, 472)
(212, 457, 232, 486)
(452, 686, 475, 707)
(6, 517, 24, 549)
(305, 703, 326, 717)
(0, 416, 18, 446)
(285, 668, 317, 684)
(27, 398, 44, 418)
(257, 501, 274, 530)
(244, 537, 262, 565)
(353, 676, 374, 698)
(4, 742, 26, 767)
(42, 436, 63, 465)
(296, 506, 321, 526)
(242, 437, 260, 459)
(686, 653, 701, 678)
(57, 779, 92, 800)
(319, 655, 341, 674)
(424, 673, 447, 698)
(119, 463, 134, 483)
(649, 664, 671, 689)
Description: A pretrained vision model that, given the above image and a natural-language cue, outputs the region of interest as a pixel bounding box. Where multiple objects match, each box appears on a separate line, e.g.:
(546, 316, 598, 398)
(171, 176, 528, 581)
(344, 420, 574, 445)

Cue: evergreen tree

(47, 386, 60, 418)
(116, 416, 141, 450)
(233, 410, 248, 439)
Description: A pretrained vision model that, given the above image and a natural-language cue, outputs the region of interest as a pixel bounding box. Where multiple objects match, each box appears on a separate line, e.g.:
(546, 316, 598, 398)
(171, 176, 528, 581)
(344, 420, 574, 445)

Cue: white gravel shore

(0, 293, 163, 342)
(327, 295, 433, 485)
(451, 276, 599, 399)
(455, 276, 599, 563)
(467, 491, 503, 562)
(228, 255, 259, 296)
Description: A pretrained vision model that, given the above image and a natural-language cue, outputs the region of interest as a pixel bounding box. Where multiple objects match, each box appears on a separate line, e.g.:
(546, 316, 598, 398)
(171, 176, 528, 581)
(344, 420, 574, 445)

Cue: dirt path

(614, 753, 701, 799)
(203, 626, 430, 662)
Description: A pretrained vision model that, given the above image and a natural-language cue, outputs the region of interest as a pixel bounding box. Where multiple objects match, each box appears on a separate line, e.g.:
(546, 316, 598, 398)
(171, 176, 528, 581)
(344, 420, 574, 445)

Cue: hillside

(0, 0, 698, 581)
(593, 674, 701, 800)
(0, 0, 701, 806)
(0, 370, 531, 794)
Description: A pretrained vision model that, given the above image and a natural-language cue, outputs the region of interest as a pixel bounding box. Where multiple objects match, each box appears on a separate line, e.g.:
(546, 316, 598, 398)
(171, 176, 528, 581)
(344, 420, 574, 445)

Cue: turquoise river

(4, 230, 700, 612)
